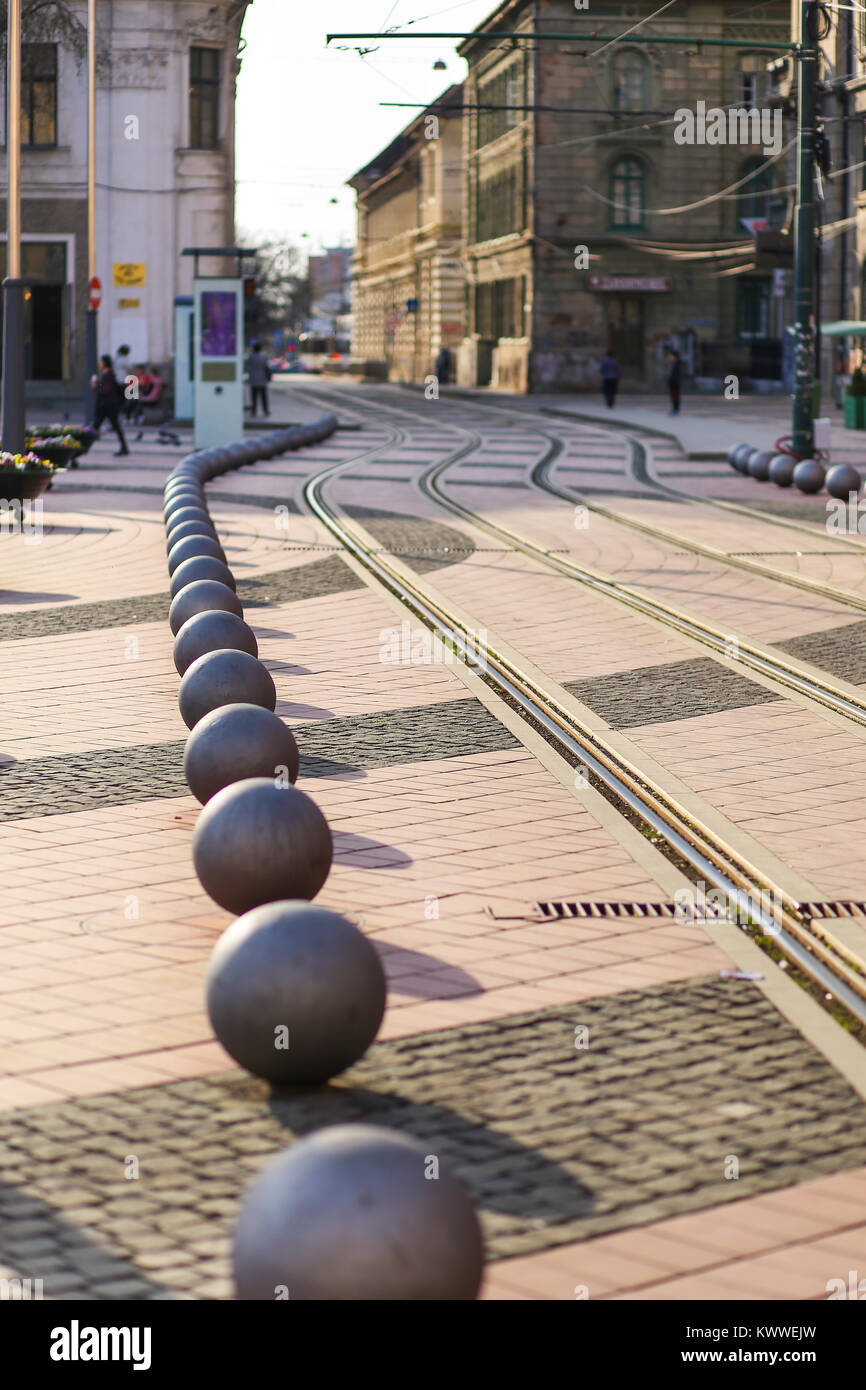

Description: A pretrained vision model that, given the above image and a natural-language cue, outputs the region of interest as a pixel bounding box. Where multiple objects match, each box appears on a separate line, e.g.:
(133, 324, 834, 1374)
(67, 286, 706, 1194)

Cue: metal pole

(791, 1, 818, 457)
(84, 0, 97, 425)
(1, 0, 25, 452)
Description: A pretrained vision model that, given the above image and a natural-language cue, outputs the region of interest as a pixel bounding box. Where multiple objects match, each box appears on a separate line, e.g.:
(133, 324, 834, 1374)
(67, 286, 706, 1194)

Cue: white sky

(234, 0, 497, 254)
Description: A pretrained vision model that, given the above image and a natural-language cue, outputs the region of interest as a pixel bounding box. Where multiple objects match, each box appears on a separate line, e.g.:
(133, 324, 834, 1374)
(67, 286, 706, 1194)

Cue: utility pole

(1, 0, 25, 452)
(84, 0, 97, 425)
(791, 1, 820, 458)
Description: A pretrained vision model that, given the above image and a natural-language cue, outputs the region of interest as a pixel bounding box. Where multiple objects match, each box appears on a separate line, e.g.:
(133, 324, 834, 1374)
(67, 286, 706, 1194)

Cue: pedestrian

(666, 347, 682, 415)
(246, 340, 271, 416)
(435, 345, 452, 386)
(115, 343, 134, 409)
(91, 353, 130, 455)
(599, 349, 620, 409)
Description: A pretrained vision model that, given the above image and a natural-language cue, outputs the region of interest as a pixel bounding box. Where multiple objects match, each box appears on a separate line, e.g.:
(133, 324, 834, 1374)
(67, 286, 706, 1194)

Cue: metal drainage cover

(486, 900, 866, 922)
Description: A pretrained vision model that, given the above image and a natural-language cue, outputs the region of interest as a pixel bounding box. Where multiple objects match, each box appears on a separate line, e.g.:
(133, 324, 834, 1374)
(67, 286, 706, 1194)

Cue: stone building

(348, 85, 466, 382)
(457, 0, 792, 392)
(0, 0, 249, 406)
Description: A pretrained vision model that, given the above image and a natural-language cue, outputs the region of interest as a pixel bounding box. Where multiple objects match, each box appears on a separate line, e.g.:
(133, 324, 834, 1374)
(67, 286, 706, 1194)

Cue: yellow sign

(118, 298, 140, 308)
(113, 263, 146, 287)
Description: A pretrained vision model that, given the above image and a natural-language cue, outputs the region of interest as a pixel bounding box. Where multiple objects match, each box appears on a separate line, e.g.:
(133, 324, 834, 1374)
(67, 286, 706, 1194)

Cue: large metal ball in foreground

(206, 902, 385, 1083)
(826, 463, 862, 501)
(232, 1124, 483, 1300)
(768, 453, 795, 487)
(747, 450, 774, 481)
(793, 458, 826, 494)
(178, 648, 276, 729)
(168, 578, 243, 635)
(184, 701, 297, 801)
(167, 533, 226, 575)
(169, 554, 236, 600)
(173, 609, 258, 676)
(192, 777, 332, 913)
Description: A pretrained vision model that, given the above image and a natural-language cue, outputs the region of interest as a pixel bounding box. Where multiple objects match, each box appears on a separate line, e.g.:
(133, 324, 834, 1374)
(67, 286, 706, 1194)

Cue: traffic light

(244, 276, 256, 299)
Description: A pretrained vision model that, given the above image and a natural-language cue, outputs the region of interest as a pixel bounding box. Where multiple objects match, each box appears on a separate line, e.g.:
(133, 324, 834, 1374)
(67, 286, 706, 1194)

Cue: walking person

(91, 353, 130, 455)
(599, 349, 620, 409)
(666, 347, 682, 415)
(246, 340, 271, 416)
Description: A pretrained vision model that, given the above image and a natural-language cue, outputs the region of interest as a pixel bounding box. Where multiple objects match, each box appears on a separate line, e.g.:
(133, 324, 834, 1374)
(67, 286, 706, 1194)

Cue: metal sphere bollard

(727, 443, 748, 466)
(163, 491, 202, 516)
(768, 454, 795, 487)
(166, 506, 211, 540)
(167, 533, 226, 575)
(232, 1124, 484, 1301)
(793, 459, 826, 494)
(825, 463, 863, 501)
(731, 445, 753, 473)
(747, 450, 774, 481)
(184, 702, 297, 801)
(165, 520, 218, 554)
(169, 579, 243, 636)
(192, 777, 332, 914)
(169, 554, 236, 601)
(206, 902, 385, 1083)
(178, 649, 275, 730)
(174, 610, 258, 677)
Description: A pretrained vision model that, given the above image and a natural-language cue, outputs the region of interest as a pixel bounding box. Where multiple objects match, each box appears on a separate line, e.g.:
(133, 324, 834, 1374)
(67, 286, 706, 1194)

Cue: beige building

(348, 86, 465, 381)
(458, 0, 792, 392)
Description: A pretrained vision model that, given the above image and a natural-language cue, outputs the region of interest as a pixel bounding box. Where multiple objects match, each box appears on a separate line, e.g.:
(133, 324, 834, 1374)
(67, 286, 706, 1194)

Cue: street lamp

(84, 0, 97, 425)
(1, 0, 25, 452)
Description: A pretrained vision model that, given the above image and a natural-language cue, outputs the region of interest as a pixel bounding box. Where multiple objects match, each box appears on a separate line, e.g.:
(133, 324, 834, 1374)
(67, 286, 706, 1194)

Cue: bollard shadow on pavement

(331, 831, 412, 870)
(374, 943, 482, 998)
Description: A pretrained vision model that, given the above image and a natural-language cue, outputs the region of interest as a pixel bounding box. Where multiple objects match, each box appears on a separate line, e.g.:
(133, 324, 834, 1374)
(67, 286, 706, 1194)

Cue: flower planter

(28, 443, 76, 467)
(0, 469, 52, 501)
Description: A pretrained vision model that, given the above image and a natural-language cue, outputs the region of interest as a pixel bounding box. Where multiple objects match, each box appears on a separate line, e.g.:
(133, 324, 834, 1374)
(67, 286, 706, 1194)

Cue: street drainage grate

(529, 900, 866, 922)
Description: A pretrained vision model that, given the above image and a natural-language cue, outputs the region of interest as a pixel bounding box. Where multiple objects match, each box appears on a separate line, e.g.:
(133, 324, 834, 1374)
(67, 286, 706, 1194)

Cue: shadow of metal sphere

(747, 450, 774, 480)
(793, 459, 826, 494)
(826, 463, 862, 501)
(167, 534, 227, 575)
(232, 1124, 483, 1301)
(184, 702, 297, 801)
(206, 902, 385, 1084)
(169, 555, 236, 601)
(169, 579, 243, 636)
(178, 649, 275, 729)
(174, 611, 258, 677)
(192, 777, 332, 913)
(767, 454, 795, 487)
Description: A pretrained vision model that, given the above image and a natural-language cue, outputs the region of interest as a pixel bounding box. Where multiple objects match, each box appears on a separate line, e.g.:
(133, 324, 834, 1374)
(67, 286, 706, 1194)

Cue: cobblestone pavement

(1, 386, 865, 1302)
(2, 980, 865, 1300)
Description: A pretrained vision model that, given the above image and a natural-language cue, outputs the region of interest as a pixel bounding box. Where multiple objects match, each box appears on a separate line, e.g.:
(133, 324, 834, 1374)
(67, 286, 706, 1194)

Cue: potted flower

(47, 423, 97, 456)
(25, 431, 83, 468)
(845, 367, 866, 429)
(0, 451, 55, 501)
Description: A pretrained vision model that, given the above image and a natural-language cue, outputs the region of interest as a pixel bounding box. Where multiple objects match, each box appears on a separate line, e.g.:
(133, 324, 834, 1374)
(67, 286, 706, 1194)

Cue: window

(189, 47, 221, 149)
(21, 44, 57, 146)
(426, 146, 437, 202)
(611, 50, 648, 113)
(738, 157, 786, 229)
(609, 158, 645, 230)
(478, 60, 523, 147)
(737, 278, 771, 339)
(738, 54, 770, 107)
(475, 162, 523, 242)
(475, 277, 525, 339)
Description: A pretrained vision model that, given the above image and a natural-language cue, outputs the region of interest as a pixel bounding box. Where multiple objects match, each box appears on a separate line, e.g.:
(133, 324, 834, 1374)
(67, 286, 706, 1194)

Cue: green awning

(821, 320, 866, 337)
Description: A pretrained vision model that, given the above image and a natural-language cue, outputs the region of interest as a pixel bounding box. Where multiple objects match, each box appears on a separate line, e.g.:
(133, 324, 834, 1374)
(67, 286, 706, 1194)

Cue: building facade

(0, 0, 249, 404)
(457, 0, 793, 392)
(349, 86, 466, 382)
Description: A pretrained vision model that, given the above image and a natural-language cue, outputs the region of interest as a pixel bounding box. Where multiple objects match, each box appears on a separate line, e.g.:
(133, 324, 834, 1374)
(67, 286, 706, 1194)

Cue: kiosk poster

(201, 290, 237, 357)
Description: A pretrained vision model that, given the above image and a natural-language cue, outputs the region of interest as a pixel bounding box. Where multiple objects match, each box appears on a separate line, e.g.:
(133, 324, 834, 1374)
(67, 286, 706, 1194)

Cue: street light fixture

(84, 0, 97, 426)
(1, 0, 25, 452)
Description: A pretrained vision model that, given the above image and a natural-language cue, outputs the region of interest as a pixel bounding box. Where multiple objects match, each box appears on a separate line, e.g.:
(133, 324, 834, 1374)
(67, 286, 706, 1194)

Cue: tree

(238, 235, 311, 343)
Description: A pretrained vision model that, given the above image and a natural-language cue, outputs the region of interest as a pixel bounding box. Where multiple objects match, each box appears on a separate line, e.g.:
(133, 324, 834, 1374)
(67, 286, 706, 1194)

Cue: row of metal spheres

(161, 424, 484, 1300)
(727, 443, 862, 499)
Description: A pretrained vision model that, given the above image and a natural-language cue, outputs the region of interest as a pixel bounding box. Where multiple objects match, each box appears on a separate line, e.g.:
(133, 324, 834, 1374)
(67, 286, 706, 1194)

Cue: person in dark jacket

(599, 351, 620, 408)
(666, 347, 682, 415)
(435, 345, 453, 385)
(246, 340, 271, 416)
(91, 354, 129, 455)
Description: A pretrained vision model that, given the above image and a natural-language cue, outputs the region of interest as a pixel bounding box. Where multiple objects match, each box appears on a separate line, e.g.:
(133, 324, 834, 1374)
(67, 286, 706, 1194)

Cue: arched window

(738, 157, 786, 229)
(611, 50, 649, 112)
(610, 158, 645, 230)
(738, 53, 770, 107)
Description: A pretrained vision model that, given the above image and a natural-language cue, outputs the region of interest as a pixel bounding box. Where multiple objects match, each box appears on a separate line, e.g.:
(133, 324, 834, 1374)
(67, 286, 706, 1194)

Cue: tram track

(285, 385, 866, 1031)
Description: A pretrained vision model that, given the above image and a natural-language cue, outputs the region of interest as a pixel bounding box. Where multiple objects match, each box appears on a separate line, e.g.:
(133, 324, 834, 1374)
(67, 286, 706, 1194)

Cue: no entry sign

(89, 276, 102, 310)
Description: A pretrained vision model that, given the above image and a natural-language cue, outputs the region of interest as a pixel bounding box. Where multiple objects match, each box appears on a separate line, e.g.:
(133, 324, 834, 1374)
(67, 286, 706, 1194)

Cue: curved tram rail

(295, 408, 866, 1029)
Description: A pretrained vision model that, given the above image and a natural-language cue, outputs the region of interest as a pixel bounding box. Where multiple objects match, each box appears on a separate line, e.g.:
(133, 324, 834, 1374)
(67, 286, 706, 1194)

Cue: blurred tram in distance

(297, 333, 350, 374)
